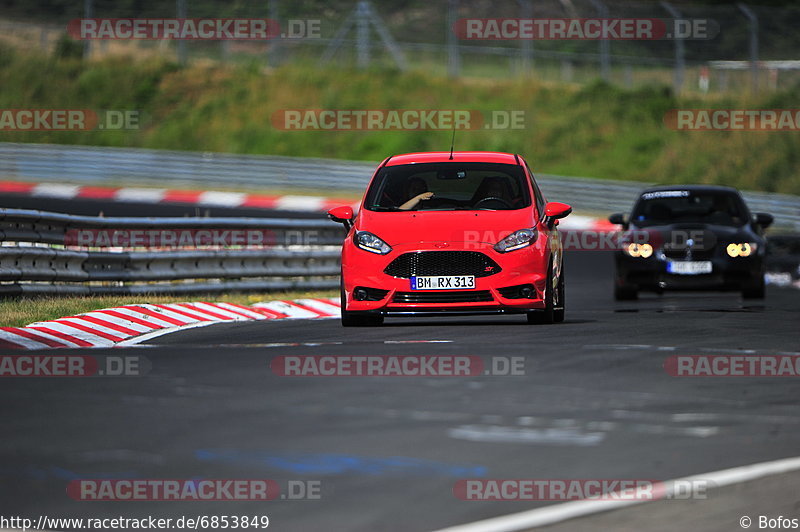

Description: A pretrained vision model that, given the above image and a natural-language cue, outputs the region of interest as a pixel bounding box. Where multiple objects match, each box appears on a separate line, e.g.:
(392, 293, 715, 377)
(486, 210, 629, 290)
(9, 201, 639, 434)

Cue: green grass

(1, 43, 799, 194)
(0, 290, 338, 328)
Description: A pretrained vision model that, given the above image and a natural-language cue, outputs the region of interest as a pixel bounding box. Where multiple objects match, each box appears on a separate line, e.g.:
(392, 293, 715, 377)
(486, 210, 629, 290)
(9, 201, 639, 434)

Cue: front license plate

(667, 261, 712, 275)
(411, 276, 475, 290)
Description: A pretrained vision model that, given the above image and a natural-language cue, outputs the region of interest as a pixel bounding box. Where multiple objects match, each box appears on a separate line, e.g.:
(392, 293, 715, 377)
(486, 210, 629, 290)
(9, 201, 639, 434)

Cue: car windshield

(364, 162, 531, 212)
(631, 190, 748, 227)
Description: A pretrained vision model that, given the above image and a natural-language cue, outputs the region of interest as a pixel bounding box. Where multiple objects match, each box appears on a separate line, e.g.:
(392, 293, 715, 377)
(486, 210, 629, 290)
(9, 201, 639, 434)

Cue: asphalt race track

(1, 250, 798, 532)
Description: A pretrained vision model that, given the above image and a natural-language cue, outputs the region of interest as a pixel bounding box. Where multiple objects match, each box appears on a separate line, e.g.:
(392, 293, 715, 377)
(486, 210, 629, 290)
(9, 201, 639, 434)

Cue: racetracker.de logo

(65, 229, 283, 248)
(0, 110, 139, 131)
(67, 479, 280, 501)
(0, 355, 148, 377)
(67, 18, 281, 40)
(453, 18, 717, 40)
(665, 109, 800, 131)
(270, 355, 526, 377)
(664, 355, 800, 377)
(453, 479, 710, 500)
(271, 110, 525, 130)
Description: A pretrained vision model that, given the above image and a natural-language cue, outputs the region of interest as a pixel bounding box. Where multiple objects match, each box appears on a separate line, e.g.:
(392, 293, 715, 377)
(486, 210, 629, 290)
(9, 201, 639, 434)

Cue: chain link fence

(2, 1, 800, 93)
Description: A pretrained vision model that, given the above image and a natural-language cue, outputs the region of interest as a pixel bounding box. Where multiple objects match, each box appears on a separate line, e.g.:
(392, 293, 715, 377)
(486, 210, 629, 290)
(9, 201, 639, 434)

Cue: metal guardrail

(2, 143, 799, 230)
(0, 208, 342, 295)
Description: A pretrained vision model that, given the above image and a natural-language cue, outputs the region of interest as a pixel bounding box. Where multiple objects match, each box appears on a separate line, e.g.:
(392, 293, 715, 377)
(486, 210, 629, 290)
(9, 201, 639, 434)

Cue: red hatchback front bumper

(342, 240, 552, 315)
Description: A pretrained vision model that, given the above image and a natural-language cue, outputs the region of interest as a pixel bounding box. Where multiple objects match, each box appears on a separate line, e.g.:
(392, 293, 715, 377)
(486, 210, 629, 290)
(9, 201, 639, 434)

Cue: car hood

(629, 222, 759, 246)
(356, 209, 535, 245)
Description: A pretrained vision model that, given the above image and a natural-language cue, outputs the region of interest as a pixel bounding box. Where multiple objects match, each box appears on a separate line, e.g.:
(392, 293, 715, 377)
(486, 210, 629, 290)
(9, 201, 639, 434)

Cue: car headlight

(726, 242, 757, 257)
(494, 228, 538, 253)
(354, 231, 392, 254)
(624, 243, 653, 258)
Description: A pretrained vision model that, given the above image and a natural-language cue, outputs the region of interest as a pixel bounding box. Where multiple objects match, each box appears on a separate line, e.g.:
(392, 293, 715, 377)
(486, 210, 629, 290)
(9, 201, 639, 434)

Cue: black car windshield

(364, 162, 531, 212)
(631, 190, 748, 227)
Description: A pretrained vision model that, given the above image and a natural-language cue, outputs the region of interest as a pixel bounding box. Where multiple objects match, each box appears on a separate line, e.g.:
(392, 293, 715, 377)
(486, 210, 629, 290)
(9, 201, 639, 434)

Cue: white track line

(433, 455, 800, 532)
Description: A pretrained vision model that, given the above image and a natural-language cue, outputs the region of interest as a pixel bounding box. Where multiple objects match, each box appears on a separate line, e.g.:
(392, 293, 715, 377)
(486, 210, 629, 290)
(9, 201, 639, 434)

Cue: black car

(609, 185, 773, 300)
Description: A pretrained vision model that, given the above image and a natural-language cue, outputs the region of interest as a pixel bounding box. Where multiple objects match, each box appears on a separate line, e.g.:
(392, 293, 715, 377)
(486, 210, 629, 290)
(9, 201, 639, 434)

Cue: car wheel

(741, 276, 765, 299)
(340, 282, 385, 327)
(614, 281, 638, 301)
(527, 260, 564, 324)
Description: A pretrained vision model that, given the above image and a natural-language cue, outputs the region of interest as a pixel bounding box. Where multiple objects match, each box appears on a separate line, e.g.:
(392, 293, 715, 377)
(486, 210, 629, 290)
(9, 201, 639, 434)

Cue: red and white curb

(0, 298, 341, 350)
(0, 180, 359, 213)
(557, 214, 618, 233)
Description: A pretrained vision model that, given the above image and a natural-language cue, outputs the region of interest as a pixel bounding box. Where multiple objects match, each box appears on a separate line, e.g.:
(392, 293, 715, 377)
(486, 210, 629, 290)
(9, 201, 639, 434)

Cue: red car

(327, 151, 572, 326)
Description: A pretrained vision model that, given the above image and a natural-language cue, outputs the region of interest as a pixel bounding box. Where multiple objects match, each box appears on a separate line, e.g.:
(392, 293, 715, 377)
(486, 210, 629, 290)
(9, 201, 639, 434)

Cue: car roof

(641, 184, 741, 194)
(384, 151, 520, 166)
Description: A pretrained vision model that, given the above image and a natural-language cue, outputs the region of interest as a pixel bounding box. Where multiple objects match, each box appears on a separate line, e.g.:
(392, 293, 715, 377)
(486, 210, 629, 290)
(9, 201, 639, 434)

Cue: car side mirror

(545, 201, 572, 219)
(327, 206, 354, 231)
(608, 212, 628, 229)
(608, 212, 626, 225)
(753, 212, 773, 229)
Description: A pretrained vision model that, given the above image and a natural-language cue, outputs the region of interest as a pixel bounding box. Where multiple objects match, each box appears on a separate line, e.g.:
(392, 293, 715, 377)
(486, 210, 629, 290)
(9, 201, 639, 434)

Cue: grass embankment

(1, 42, 799, 194)
(0, 291, 338, 328)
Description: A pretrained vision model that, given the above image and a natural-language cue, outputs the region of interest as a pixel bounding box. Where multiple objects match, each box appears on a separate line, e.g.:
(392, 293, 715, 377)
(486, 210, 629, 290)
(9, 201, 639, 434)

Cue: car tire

(527, 260, 564, 324)
(741, 276, 766, 299)
(340, 282, 385, 327)
(614, 282, 638, 301)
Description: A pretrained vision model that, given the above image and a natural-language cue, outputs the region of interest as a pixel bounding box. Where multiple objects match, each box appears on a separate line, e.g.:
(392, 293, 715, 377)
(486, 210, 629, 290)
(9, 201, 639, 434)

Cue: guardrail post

(588, 0, 611, 82)
(660, 1, 685, 95)
(738, 3, 759, 94)
(518, 0, 533, 76)
(176, 0, 188, 66)
(82, 0, 93, 59)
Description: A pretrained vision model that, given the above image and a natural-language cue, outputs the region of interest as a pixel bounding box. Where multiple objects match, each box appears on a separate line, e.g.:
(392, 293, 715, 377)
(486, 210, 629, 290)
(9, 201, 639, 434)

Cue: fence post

(269, 0, 281, 66)
(660, 1, 685, 94)
(518, 0, 532, 75)
(356, 1, 370, 69)
(738, 3, 759, 94)
(588, 0, 610, 82)
(83, 0, 93, 59)
(176, 0, 187, 66)
(447, 0, 461, 78)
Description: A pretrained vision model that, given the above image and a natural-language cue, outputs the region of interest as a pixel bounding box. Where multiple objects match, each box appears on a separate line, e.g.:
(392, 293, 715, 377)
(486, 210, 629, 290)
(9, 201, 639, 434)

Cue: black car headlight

(354, 231, 392, 255)
(726, 242, 757, 258)
(623, 242, 653, 258)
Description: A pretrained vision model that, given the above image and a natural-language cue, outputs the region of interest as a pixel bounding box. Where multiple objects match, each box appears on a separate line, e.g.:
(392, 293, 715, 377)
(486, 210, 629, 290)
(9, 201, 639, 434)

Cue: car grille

(662, 246, 716, 260)
(384, 251, 501, 278)
(393, 291, 494, 304)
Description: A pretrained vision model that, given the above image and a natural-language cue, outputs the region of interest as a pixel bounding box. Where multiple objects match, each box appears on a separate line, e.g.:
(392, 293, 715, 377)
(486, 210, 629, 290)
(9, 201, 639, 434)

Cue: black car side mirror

(753, 212, 773, 229)
(608, 213, 628, 229)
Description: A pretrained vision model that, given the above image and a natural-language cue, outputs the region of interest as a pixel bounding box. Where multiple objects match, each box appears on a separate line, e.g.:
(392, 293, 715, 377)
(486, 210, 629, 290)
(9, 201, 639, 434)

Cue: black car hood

(628, 222, 761, 250)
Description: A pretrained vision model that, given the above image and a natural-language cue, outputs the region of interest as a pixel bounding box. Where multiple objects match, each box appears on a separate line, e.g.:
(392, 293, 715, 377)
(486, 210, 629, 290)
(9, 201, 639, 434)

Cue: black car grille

(393, 290, 494, 304)
(384, 251, 501, 278)
(662, 246, 716, 260)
